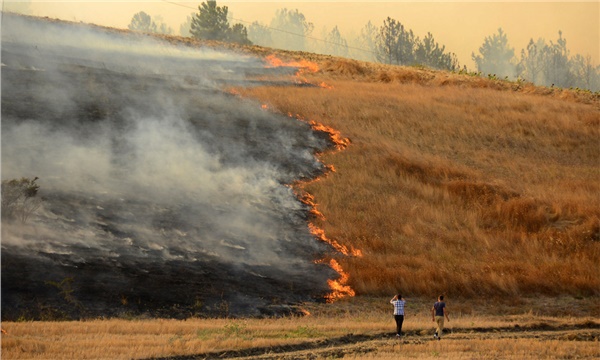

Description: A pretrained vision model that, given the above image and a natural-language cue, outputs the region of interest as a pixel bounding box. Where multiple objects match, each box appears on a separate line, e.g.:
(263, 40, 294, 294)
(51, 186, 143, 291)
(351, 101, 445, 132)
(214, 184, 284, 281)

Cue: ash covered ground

(1, 14, 339, 320)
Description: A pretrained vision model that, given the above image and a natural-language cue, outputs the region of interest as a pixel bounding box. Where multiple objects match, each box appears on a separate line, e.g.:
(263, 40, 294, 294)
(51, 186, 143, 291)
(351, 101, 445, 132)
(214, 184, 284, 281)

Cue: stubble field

(2, 296, 599, 359)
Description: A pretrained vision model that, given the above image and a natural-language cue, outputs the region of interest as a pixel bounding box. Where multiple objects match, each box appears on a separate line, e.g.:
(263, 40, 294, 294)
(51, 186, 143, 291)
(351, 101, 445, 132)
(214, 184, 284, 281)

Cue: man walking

(390, 293, 406, 337)
(431, 295, 449, 340)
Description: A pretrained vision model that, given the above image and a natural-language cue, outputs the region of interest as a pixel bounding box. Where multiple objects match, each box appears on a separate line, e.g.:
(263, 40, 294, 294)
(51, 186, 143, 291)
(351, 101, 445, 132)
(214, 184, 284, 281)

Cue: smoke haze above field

(1, 13, 335, 317)
(6, 1, 599, 67)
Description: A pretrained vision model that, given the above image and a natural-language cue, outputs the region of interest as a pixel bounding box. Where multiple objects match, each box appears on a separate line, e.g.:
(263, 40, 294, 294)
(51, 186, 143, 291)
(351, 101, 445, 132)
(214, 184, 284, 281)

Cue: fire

(248, 82, 357, 303)
(263, 55, 332, 88)
(308, 121, 350, 150)
(319, 82, 334, 89)
(309, 223, 362, 257)
(298, 308, 311, 316)
(282, 112, 350, 151)
(226, 88, 241, 96)
(298, 192, 325, 220)
(321, 259, 356, 303)
(264, 54, 320, 74)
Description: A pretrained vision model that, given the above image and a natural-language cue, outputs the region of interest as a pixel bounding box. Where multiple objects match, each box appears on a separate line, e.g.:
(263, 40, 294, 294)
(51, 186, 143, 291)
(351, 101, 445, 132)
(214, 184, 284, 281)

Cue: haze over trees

(173, 3, 599, 90)
(128, 11, 155, 33)
(474, 28, 600, 91)
(128, 11, 172, 35)
(349, 21, 378, 62)
(472, 28, 516, 79)
(270, 8, 314, 52)
(179, 13, 194, 37)
(247, 21, 273, 47)
(322, 26, 349, 58)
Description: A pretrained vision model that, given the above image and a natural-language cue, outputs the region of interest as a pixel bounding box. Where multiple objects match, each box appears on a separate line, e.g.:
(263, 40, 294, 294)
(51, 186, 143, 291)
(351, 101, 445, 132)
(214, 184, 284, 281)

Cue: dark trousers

(394, 315, 404, 335)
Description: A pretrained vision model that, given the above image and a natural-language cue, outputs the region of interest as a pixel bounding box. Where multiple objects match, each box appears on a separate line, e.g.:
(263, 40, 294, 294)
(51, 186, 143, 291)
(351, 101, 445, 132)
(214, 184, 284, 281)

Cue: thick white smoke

(1, 14, 335, 318)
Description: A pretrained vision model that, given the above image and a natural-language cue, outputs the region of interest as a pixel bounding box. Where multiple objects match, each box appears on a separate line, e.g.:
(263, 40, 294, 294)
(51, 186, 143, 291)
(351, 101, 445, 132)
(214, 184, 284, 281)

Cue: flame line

(245, 77, 356, 303)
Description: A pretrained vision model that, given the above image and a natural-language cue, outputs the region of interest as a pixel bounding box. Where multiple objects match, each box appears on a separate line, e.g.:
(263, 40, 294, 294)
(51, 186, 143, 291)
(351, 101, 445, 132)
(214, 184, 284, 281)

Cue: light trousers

(435, 316, 445, 337)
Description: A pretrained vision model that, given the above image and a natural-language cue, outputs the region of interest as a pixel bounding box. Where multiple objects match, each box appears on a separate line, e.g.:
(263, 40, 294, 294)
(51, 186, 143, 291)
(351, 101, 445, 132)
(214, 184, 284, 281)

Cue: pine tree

(190, 1, 230, 41)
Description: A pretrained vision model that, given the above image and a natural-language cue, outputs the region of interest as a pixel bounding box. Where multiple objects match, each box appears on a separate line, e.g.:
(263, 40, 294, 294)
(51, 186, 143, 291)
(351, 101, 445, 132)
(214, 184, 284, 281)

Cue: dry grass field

(2, 296, 599, 359)
(2, 22, 599, 359)
(237, 57, 600, 299)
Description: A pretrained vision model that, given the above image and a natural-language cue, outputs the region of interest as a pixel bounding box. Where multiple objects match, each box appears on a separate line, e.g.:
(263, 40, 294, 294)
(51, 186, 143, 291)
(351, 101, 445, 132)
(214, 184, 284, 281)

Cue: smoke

(1, 14, 336, 319)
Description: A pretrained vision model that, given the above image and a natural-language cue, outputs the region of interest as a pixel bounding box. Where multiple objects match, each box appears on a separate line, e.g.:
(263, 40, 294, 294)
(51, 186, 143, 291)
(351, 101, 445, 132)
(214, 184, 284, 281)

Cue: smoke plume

(1, 14, 336, 319)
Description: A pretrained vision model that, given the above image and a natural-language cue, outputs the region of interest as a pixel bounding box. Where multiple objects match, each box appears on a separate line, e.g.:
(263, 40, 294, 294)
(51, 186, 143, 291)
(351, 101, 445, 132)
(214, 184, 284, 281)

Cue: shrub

(1, 177, 42, 223)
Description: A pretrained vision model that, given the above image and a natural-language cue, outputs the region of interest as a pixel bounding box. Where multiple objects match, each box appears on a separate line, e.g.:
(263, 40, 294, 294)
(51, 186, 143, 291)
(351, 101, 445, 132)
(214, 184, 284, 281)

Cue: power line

(159, 0, 377, 56)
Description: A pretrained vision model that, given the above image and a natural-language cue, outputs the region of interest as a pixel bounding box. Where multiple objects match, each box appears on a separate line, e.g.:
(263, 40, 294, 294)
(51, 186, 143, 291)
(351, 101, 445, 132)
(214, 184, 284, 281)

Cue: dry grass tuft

(321, 59, 369, 77)
(374, 68, 436, 84)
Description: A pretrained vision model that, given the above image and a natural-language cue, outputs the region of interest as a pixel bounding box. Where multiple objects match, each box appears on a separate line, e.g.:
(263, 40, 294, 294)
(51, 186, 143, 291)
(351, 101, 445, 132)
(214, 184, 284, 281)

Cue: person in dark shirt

(390, 293, 406, 337)
(431, 295, 450, 340)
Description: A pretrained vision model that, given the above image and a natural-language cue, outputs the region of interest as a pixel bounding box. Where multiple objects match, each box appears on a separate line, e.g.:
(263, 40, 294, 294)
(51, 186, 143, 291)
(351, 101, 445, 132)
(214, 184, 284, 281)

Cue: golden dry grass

(2, 297, 598, 359)
(354, 338, 600, 360)
(237, 68, 600, 298)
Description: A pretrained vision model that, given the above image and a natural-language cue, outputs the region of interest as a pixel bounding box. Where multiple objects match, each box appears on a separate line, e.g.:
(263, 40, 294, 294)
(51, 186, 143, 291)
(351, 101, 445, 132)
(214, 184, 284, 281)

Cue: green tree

(375, 17, 415, 66)
(228, 23, 252, 45)
(414, 32, 458, 70)
(190, 0, 230, 41)
(472, 28, 516, 78)
(190, 1, 250, 44)
(128, 11, 157, 33)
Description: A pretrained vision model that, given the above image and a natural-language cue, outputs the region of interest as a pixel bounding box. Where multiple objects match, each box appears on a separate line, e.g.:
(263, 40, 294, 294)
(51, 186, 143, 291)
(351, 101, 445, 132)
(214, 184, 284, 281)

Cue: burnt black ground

(1, 14, 339, 320)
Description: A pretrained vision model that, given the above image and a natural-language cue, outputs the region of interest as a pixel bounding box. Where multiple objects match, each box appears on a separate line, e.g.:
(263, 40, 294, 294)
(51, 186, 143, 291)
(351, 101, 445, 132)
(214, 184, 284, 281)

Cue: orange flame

(308, 121, 350, 150)
(226, 88, 241, 96)
(299, 192, 325, 220)
(256, 92, 357, 302)
(298, 308, 311, 316)
(309, 223, 362, 257)
(264, 54, 320, 74)
(319, 82, 334, 89)
(321, 259, 356, 303)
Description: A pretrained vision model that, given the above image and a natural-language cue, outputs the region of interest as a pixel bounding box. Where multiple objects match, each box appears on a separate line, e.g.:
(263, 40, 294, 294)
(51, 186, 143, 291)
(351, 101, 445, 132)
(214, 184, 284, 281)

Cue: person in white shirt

(390, 293, 406, 337)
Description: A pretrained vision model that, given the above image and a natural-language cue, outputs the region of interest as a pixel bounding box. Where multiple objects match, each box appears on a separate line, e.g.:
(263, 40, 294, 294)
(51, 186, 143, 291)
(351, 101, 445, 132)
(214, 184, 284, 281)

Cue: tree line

(128, 1, 600, 91)
(472, 28, 599, 91)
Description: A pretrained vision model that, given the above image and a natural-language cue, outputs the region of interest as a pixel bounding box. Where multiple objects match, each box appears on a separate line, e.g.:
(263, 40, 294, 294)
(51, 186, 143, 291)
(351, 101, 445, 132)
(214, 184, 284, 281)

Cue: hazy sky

(4, 1, 599, 68)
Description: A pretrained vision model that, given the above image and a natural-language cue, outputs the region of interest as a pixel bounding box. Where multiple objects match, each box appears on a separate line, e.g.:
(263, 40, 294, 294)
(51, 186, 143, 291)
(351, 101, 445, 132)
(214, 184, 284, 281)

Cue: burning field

(1, 14, 352, 320)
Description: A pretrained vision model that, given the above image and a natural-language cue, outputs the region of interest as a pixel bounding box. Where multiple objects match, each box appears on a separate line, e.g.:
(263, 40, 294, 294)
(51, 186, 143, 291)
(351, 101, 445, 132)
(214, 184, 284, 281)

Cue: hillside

(238, 64, 599, 298)
(231, 49, 600, 299)
(1, 14, 599, 325)
(145, 20, 600, 300)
